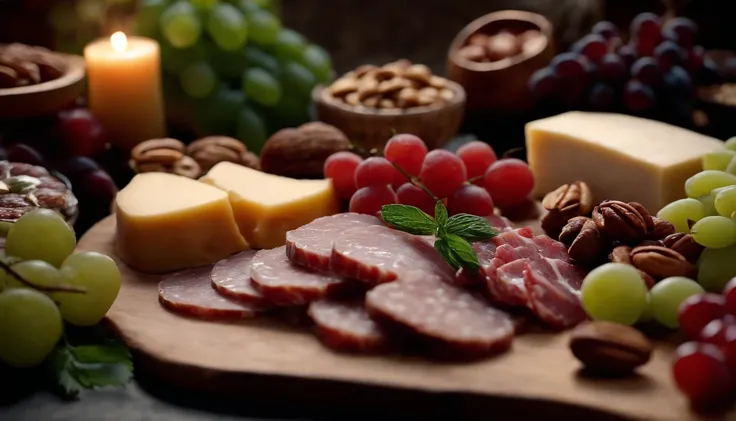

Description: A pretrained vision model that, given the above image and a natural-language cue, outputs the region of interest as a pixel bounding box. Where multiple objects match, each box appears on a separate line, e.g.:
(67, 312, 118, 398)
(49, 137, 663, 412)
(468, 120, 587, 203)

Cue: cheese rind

(526, 112, 724, 213)
(200, 162, 339, 249)
(115, 172, 248, 273)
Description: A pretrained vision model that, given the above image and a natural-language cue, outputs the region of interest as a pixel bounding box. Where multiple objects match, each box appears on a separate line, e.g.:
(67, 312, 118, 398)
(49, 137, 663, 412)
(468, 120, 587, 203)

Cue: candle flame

(110, 32, 128, 52)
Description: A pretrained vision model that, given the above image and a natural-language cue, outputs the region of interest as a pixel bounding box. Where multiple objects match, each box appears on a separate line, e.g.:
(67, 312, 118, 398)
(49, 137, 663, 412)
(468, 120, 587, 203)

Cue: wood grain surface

(76, 214, 733, 421)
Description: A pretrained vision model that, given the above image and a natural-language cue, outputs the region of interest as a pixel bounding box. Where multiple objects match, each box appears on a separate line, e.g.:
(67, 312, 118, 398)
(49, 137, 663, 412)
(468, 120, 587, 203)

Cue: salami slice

(308, 299, 390, 353)
(250, 246, 346, 306)
(159, 265, 265, 319)
(285, 213, 382, 272)
(331, 225, 455, 286)
(366, 274, 514, 359)
(211, 251, 270, 305)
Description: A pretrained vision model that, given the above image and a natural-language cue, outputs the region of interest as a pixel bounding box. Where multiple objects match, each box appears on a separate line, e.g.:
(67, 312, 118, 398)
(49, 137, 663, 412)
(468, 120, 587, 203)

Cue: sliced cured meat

(159, 265, 265, 319)
(524, 257, 588, 329)
(366, 274, 514, 359)
(331, 225, 455, 286)
(211, 251, 269, 305)
(455, 240, 498, 286)
(308, 299, 390, 353)
(285, 213, 382, 272)
(489, 258, 529, 307)
(486, 214, 514, 232)
(250, 246, 347, 306)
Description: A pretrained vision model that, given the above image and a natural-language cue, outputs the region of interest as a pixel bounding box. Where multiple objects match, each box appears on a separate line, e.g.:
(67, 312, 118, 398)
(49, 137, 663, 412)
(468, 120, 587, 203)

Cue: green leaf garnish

(47, 341, 133, 399)
(444, 233, 481, 271)
(445, 213, 497, 241)
(434, 238, 462, 270)
(380, 204, 436, 235)
(434, 200, 448, 227)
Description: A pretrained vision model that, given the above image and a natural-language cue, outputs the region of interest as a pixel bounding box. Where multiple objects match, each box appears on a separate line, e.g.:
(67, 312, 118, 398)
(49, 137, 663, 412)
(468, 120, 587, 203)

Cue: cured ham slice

(524, 257, 588, 329)
(308, 299, 390, 353)
(210, 251, 270, 306)
(285, 213, 382, 272)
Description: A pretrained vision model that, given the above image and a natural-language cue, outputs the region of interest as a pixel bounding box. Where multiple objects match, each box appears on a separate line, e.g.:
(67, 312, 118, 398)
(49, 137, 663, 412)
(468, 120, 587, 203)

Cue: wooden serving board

(77, 214, 731, 421)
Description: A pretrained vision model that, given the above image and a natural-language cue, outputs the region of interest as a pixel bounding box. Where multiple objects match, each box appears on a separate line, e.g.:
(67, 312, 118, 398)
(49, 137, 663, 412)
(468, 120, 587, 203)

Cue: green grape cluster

(136, 0, 333, 154)
(0, 210, 122, 368)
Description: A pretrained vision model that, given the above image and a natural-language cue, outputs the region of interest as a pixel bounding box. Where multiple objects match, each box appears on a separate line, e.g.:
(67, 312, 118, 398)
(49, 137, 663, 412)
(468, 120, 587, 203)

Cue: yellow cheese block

(526, 112, 724, 213)
(200, 162, 340, 249)
(115, 172, 248, 274)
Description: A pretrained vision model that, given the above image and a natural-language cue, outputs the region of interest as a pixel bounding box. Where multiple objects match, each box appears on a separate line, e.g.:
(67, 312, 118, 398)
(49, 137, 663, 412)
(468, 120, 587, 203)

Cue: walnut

(130, 138, 202, 179)
(260, 122, 350, 179)
(187, 136, 258, 173)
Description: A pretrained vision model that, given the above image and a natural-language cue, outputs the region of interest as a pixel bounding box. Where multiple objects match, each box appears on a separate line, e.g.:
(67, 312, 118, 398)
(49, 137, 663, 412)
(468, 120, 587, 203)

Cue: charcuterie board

(76, 213, 725, 421)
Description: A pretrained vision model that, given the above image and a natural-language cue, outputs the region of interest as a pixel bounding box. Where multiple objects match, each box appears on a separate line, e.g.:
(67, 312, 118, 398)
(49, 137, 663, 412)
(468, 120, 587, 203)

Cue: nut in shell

(569, 321, 653, 376)
(187, 136, 249, 173)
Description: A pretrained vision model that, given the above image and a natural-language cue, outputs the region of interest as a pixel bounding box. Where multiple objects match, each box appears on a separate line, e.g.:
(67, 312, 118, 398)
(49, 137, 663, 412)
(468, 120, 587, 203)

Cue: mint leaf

(445, 213, 497, 241)
(434, 201, 448, 227)
(380, 204, 437, 235)
(434, 238, 462, 270)
(48, 342, 133, 399)
(444, 233, 480, 272)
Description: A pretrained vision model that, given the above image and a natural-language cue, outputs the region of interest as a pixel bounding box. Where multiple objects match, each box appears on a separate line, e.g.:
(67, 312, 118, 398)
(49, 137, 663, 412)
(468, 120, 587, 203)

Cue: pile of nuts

(325, 60, 455, 110)
(542, 181, 702, 285)
(0, 43, 67, 89)
(456, 30, 546, 64)
(130, 136, 259, 179)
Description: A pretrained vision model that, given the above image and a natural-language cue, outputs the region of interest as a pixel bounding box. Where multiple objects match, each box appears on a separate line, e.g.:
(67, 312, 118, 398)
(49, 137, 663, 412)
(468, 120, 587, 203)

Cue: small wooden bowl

(447, 10, 555, 113)
(312, 81, 466, 151)
(0, 53, 85, 119)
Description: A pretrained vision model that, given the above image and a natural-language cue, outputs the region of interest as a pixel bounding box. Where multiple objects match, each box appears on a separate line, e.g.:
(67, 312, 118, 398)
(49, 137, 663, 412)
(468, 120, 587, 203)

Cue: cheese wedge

(115, 172, 248, 274)
(526, 112, 724, 213)
(200, 162, 339, 249)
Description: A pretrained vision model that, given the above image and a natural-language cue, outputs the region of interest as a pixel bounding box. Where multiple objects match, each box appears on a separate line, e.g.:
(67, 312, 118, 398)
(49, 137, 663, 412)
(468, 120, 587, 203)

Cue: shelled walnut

(187, 136, 259, 173)
(0, 43, 66, 89)
(325, 60, 455, 110)
(129, 138, 202, 179)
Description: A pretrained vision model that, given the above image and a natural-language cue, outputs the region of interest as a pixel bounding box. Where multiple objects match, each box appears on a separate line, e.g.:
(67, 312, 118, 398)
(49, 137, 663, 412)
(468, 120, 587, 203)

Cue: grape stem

(466, 174, 484, 184)
(502, 147, 526, 160)
(0, 259, 86, 294)
(365, 146, 442, 203)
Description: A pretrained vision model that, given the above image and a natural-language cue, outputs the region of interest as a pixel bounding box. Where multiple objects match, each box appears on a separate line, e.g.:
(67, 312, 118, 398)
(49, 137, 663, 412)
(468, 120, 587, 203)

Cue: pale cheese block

(526, 112, 724, 213)
(200, 162, 340, 249)
(115, 172, 248, 274)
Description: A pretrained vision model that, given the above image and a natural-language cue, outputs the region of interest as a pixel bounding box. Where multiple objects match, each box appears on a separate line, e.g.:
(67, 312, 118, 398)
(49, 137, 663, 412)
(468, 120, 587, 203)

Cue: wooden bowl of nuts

(313, 60, 466, 150)
(0, 43, 86, 119)
(447, 10, 555, 113)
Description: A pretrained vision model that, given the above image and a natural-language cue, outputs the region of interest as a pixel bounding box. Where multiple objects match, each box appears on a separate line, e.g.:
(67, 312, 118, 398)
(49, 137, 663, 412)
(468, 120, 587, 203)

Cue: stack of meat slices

(158, 212, 586, 360)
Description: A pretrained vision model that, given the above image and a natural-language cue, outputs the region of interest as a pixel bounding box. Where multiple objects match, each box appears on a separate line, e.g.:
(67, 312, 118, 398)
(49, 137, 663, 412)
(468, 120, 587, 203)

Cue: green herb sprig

(381, 201, 497, 272)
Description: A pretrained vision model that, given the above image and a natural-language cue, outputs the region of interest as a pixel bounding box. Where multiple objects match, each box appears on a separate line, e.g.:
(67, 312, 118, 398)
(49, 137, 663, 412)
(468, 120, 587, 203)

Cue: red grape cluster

(323, 134, 535, 217)
(529, 14, 721, 122)
(674, 277, 736, 408)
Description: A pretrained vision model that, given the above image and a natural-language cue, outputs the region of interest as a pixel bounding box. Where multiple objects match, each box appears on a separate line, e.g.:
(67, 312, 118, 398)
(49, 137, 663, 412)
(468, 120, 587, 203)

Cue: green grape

(685, 170, 736, 198)
(656, 198, 706, 233)
(236, 0, 260, 15)
(48, 3, 78, 32)
(8, 260, 63, 290)
(266, 95, 309, 129)
(637, 295, 653, 323)
(714, 186, 736, 218)
(53, 252, 121, 326)
(0, 289, 63, 368)
(160, 38, 207, 75)
(207, 3, 248, 51)
(180, 61, 218, 98)
(698, 244, 736, 291)
(272, 29, 307, 62)
(6, 209, 76, 268)
(189, 0, 220, 11)
(205, 41, 248, 80)
(136, 0, 168, 37)
(580, 263, 648, 325)
(726, 137, 736, 151)
(242, 67, 281, 106)
(698, 195, 718, 216)
(648, 276, 705, 329)
(0, 221, 12, 236)
(251, 0, 275, 12)
(246, 10, 281, 46)
(243, 46, 281, 75)
(702, 150, 736, 172)
(280, 61, 317, 97)
(196, 88, 245, 134)
(726, 156, 736, 176)
(160, 1, 202, 48)
(75, 0, 105, 24)
(235, 107, 268, 153)
(690, 216, 736, 249)
(300, 44, 333, 83)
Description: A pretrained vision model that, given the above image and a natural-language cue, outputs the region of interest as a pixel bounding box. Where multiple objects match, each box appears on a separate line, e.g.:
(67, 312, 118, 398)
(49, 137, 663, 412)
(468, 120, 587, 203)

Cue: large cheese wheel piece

(200, 162, 339, 249)
(526, 112, 724, 213)
(115, 172, 248, 274)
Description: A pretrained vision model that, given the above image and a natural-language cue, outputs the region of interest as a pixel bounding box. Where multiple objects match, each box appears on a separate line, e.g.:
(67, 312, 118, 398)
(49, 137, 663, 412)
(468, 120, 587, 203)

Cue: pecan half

(131, 138, 186, 165)
(592, 200, 648, 244)
(187, 136, 252, 173)
(662, 233, 704, 264)
(647, 217, 676, 240)
(541, 181, 594, 239)
(568, 219, 607, 264)
(559, 216, 590, 246)
(608, 245, 656, 289)
(630, 245, 697, 280)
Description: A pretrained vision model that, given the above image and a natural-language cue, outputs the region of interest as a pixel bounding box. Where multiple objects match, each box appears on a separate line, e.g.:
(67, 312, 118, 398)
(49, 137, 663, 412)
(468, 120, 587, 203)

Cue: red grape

(631, 13, 662, 57)
(456, 141, 497, 184)
(724, 325, 736, 375)
(551, 53, 589, 78)
(324, 151, 363, 200)
(396, 183, 436, 216)
(6, 143, 45, 166)
(596, 53, 627, 82)
(383, 134, 427, 176)
(574, 34, 608, 62)
(589, 83, 616, 110)
(349, 185, 398, 216)
(687, 45, 706, 73)
(591, 21, 619, 40)
(528, 67, 559, 99)
(483, 158, 534, 208)
(631, 57, 662, 86)
(664, 66, 693, 95)
(61, 156, 101, 178)
(701, 318, 734, 346)
(724, 277, 736, 316)
(419, 150, 467, 199)
(56, 108, 109, 157)
(354, 157, 402, 188)
(655, 41, 685, 71)
(678, 293, 726, 340)
(618, 44, 638, 68)
(624, 80, 656, 112)
(662, 17, 697, 49)
(673, 342, 733, 407)
(79, 169, 118, 200)
(447, 184, 494, 216)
